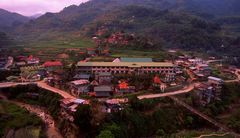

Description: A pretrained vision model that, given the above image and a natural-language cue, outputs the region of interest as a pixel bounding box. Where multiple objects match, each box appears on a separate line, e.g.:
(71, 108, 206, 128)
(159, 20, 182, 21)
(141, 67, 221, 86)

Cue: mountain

(30, 13, 43, 19)
(6, 0, 240, 56)
(13, 0, 240, 35)
(0, 32, 12, 47)
(0, 9, 29, 30)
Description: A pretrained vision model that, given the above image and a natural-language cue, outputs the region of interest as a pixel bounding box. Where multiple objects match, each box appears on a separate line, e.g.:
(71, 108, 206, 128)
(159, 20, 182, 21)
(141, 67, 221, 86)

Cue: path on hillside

(138, 83, 195, 100)
(169, 96, 240, 137)
(14, 102, 63, 138)
(0, 93, 63, 138)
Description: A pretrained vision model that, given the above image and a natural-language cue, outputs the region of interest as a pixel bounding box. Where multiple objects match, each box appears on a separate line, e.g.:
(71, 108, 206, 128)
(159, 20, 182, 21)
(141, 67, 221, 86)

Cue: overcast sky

(0, 0, 89, 16)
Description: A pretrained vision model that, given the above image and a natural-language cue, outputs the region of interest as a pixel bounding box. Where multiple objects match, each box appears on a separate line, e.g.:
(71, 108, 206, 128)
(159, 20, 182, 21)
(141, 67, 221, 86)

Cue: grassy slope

(0, 100, 43, 137)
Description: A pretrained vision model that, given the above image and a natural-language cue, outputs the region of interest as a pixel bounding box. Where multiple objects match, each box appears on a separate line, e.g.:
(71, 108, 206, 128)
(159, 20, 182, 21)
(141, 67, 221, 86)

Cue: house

(113, 58, 121, 62)
(188, 58, 204, 65)
(195, 83, 214, 106)
(47, 69, 64, 87)
(69, 80, 90, 96)
(105, 98, 127, 113)
(94, 86, 113, 97)
(208, 76, 224, 97)
(153, 75, 162, 87)
(73, 73, 91, 80)
(115, 81, 135, 94)
(208, 76, 224, 87)
(43, 61, 63, 71)
(26, 55, 40, 65)
(20, 65, 45, 81)
(86, 48, 96, 56)
(60, 98, 88, 112)
(196, 64, 212, 76)
(96, 72, 112, 85)
(60, 98, 88, 121)
(16, 61, 26, 67)
(194, 77, 224, 106)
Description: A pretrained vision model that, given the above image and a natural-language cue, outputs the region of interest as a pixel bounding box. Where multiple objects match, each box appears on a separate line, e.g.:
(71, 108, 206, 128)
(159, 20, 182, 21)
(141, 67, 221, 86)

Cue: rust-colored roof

(153, 76, 161, 84)
(43, 61, 63, 67)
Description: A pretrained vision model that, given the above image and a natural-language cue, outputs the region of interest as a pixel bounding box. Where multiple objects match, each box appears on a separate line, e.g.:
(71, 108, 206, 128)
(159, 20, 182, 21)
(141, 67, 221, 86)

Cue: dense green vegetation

(0, 100, 43, 137)
(186, 82, 240, 133)
(1, 85, 62, 119)
(100, 98, 209, 137)
(73, 97, 211, 137)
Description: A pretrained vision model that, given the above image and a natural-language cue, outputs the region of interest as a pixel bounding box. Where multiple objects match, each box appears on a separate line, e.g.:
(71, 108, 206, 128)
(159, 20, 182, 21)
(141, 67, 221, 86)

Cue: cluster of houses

(68, 71, 136, 98)
(15, 55, 40, 66)
(20, 61, 63, 82)
(68, 57, 180, 97)
(195, 76, 224, 106)
(175, 56, 212, 80)
(60, 98, 89, 121)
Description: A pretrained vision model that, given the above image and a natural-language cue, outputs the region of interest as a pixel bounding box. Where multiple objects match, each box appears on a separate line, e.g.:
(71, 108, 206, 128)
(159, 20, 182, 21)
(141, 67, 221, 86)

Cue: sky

(0, 0, 89, 16)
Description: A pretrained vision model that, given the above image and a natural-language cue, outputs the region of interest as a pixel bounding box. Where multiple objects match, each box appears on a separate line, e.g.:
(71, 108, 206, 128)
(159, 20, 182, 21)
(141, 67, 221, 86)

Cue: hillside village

(1, 0, 240, 137)
(0, 33, 239, 113)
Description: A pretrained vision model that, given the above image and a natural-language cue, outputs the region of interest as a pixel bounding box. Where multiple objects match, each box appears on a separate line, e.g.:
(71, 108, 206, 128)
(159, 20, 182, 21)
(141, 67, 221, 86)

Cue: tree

(74, 105, 92, 131)
(97, 130, 115, 138)
(156, 129, 165, 136)
(104, 123, 125, 138)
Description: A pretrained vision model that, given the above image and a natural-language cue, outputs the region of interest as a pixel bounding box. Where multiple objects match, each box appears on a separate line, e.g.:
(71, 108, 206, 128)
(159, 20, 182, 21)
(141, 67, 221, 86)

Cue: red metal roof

(153, 76, 161, 84)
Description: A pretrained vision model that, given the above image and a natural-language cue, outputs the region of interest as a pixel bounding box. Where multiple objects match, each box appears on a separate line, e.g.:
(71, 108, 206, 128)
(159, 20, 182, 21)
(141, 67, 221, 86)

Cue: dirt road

(14, 102, 63, 138)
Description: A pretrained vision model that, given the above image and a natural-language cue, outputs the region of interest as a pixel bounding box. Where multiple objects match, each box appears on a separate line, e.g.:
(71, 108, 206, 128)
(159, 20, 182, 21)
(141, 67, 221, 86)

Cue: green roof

(120, 57, 152, 62)
(77, 62, 174, 67)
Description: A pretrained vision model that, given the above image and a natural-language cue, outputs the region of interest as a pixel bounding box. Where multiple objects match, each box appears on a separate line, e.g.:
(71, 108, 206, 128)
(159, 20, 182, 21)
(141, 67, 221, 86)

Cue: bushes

(1, 84, 62, 119)
(73, 104, 92, 131)
(97, 130, 115, 138)
(0, 101, 43, 137)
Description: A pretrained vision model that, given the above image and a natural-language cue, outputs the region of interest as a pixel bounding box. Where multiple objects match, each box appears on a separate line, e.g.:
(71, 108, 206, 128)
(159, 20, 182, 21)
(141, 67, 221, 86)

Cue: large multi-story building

(76, 62, 176, 74)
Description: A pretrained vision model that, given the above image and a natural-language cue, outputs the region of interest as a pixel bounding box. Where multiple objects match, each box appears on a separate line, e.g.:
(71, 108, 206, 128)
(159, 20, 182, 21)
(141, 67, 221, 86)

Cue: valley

(0, 0, 240, 138)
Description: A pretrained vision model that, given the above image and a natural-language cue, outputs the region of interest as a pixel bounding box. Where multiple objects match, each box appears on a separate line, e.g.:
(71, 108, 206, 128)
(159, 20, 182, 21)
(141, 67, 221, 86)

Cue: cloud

(0, 0, 89, 16)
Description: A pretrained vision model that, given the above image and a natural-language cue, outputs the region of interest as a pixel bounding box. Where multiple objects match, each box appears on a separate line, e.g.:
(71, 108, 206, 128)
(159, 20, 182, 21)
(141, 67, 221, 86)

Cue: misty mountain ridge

(0, 9, 29, 29)
(0, 0, 240, 56)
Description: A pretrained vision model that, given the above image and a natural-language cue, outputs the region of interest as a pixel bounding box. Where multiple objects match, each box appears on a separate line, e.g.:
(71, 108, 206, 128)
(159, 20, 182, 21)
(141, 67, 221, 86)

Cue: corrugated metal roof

(120, 57, 152, 62)
(77, 62, 174, 67)
(94, 86, 112, 92)
(208, 76, 223, 82)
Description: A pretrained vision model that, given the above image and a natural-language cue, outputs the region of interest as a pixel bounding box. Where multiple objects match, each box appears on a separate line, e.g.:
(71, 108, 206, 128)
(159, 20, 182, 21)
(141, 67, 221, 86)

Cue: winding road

(37, 81, 76, 100)
(0, 81, 77, 100)
(138, 83, 196, 100)
(224, 69, 240, 83)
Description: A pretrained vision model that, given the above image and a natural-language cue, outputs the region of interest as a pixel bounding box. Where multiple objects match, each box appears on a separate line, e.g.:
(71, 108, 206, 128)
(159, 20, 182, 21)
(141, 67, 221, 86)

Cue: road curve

(37, 81, 76, 100)
(138, 84, 195, 100)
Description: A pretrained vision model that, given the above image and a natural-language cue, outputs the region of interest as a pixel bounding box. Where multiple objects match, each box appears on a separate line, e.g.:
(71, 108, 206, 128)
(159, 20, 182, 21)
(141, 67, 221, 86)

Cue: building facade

(77, 62, 176, 74)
